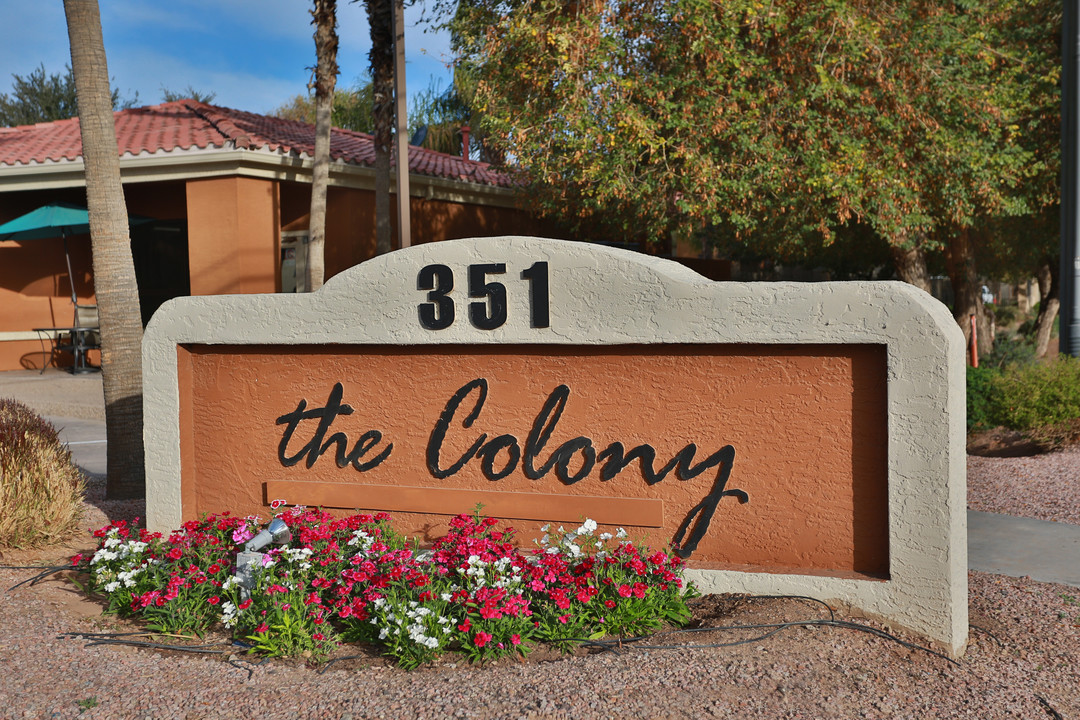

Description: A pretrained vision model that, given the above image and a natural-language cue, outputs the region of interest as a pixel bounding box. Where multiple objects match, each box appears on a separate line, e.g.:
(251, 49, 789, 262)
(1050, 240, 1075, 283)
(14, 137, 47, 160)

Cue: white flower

(599, 532, 613, 541)
(103, 581, 119, 592)
(616, 528, 628, 539)
(576, 518, 598, 536)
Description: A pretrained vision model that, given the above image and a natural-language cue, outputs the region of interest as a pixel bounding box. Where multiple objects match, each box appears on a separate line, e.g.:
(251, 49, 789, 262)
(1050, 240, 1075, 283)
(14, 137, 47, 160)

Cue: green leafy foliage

(968, 356, 1080, 444)
(451, 0, 1058, 258)
(0, 64, 139, 126)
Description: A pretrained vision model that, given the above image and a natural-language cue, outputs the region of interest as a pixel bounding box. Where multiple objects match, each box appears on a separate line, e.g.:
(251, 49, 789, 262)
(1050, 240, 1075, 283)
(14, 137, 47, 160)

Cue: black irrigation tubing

(81, 638, 229, 654)
(58, 631, 162, 640)
(558, 617, 958, 667)
(1035, 693, 1065, 720)
(969, 623, 1005, 647)
(6, 565, 70, 591)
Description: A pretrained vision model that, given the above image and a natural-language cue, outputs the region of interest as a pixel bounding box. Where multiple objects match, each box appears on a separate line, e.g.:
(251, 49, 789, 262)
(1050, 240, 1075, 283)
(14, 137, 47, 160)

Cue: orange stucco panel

(186, 177, 280, 295)
(177, 344, 889, 578)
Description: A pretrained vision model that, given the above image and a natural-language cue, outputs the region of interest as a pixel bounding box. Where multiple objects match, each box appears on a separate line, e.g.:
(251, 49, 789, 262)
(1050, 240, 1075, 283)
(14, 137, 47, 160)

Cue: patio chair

(56, 304, 101, 372)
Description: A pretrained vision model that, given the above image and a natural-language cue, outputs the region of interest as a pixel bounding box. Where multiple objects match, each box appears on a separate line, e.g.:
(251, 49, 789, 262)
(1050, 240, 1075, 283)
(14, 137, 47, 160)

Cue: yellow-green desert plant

(0, 398, 84, 548)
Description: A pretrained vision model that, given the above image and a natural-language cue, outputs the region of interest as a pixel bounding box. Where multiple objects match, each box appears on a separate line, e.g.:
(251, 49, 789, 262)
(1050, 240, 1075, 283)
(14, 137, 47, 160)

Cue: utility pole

(1062, 0, 1080, 355)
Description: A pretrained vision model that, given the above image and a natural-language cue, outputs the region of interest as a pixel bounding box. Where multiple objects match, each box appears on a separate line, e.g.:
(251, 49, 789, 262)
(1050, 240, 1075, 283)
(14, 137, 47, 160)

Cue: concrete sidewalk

(1, 369, 1078, 588)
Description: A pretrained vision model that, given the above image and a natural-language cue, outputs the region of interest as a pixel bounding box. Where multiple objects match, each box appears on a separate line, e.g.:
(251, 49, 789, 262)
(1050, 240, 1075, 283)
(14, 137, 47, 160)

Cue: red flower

(510, 634, 522, 645)
(207, 596, 220, 605)
(473, 631, 493, 647)
(617, 584, 632, 598)
(457, 618, 471, 633)
(255, 623, 269, 633)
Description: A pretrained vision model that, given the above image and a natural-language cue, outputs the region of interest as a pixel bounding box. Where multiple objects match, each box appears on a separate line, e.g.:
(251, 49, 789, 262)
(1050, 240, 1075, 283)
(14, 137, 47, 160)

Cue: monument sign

(143, 236, 967, 656)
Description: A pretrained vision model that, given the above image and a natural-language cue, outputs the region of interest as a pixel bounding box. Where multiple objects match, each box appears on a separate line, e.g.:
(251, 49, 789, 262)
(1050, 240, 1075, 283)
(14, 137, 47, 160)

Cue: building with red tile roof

(0, 100, 541, 371)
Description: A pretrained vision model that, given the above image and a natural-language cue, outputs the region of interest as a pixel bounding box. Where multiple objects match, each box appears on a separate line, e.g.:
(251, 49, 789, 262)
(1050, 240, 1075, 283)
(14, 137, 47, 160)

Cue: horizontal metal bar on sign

(264, 480, 664, 528)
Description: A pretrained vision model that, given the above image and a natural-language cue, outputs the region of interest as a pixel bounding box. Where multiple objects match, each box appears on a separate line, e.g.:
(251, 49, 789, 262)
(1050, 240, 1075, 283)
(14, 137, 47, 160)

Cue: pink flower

(270, 499, 287, 510)
(232, 526, 254, 544)
(558, 614, 570, 624)
(473, 632, 493, 647)
(618, 584, 632, 598)
(510, 634, 521, 646)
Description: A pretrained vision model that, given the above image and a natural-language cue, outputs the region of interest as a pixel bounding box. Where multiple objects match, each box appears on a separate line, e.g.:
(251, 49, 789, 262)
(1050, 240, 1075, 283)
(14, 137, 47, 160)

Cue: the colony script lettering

(275, 380, 748, 557)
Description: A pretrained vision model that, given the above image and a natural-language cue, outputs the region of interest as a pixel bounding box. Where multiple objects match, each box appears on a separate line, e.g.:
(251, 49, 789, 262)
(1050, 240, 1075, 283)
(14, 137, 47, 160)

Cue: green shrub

(0, 398, 84, 548)
(986, 357, 1080, 446)
(982, 333, 1037, 371)
(967, 365, 1003, 432)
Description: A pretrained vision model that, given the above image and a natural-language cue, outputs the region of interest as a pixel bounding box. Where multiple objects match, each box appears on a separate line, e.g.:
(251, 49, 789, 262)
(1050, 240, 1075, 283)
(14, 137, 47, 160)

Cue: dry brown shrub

(0, 398, 84, 548)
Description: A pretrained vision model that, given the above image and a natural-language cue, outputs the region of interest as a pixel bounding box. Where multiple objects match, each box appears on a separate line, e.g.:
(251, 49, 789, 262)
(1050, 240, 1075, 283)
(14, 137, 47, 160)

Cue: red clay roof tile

(0, 100, 515, 188)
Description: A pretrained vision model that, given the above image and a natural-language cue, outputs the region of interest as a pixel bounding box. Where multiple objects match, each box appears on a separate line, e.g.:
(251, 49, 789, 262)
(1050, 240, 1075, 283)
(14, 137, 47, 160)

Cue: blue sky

(0, 0, 455, 116)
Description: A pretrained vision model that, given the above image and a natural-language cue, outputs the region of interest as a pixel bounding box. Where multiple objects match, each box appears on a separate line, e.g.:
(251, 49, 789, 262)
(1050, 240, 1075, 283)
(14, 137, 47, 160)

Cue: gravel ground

(1, 452, 1078, 719)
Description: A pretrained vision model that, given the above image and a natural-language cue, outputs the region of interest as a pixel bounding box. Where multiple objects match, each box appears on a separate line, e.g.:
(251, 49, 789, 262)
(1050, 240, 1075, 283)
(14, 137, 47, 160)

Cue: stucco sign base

(144, 236, 967, 656)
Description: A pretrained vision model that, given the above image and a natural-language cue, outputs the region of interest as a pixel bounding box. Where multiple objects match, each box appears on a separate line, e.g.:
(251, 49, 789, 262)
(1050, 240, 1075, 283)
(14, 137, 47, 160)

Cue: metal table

(32, 326, 100, 373)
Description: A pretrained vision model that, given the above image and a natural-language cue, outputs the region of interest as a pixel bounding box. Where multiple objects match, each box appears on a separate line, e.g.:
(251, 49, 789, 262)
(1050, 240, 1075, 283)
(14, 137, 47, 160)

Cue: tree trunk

(945, 228, 992, 360)
(368, 0, 394, 255)
(64, 0, 145, 499)
(307, 0, 338, 292)
(889, 235, 932, 294)
(1034, 258, 1060, 357)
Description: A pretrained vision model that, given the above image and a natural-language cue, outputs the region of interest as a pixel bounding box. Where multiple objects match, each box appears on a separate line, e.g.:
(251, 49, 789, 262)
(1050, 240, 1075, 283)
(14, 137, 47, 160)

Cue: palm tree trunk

(64, 0, 145, 499)
(307, 0, 338, 291)
(368, 0, 394, 255)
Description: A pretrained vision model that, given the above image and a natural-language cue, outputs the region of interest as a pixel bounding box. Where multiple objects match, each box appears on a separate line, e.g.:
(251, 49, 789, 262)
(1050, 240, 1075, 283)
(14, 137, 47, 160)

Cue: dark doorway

(130, 220, 190, 326)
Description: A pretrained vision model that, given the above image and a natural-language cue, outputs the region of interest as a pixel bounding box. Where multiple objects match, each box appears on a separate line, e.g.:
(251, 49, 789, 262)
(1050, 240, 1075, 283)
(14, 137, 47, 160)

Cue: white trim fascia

(0, 147, 522, 209)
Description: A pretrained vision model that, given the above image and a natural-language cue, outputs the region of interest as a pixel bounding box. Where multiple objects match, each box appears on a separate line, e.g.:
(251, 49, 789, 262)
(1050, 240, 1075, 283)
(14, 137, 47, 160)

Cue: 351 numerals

(418, 261, 550, 330)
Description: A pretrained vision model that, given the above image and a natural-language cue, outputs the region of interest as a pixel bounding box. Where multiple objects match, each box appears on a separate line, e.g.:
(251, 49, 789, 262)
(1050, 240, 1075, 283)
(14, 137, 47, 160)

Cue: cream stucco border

(143, 236, 967, 656)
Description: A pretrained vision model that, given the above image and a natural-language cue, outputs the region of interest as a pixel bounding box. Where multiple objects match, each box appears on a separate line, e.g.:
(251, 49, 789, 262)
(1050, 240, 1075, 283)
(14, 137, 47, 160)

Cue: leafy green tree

(159, 85, 217, 104)
(0, 63, 137, 126)
(271, 78, 375, 133)
(452, 0, 1058, 352)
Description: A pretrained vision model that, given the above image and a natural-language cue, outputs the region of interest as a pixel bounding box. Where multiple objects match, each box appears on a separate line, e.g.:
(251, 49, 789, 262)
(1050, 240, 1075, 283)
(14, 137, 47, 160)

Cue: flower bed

(72, 508, 697, 669)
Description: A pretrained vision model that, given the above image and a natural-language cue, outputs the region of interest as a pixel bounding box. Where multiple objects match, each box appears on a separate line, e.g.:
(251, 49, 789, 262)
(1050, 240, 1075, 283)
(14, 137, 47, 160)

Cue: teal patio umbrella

(0, 202, 150, 305)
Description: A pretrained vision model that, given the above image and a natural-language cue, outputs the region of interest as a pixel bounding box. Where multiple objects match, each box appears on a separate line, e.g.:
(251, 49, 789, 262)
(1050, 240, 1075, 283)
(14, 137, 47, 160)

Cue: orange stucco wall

(178, 344, 889, 578)
(0, 176, 536, 370)
(186, 177, 280, 295)
(0, 182, 188, 371)
(278, 182, 546, 281)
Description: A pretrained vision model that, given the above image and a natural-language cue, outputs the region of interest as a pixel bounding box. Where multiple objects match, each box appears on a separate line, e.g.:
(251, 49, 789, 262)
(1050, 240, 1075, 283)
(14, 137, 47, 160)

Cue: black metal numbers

(418, 261, 550, 330)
